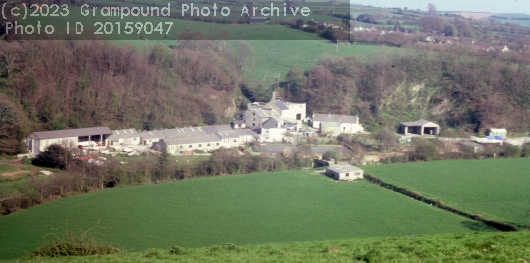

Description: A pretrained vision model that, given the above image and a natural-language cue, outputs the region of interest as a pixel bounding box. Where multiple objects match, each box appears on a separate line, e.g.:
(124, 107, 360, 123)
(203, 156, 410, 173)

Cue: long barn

(26, 127, 112, 154)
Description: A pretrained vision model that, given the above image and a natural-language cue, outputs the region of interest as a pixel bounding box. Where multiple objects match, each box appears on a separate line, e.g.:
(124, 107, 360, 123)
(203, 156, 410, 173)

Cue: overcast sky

(349, 0, 529, 14)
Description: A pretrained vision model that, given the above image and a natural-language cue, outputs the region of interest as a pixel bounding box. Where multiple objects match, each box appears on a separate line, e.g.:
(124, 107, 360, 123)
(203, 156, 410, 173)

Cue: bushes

(501, 145, 521, 158)
(521, 143, 530, 157)
(32, 144, 72, 170)
(322, 150, 338, 161)
(31, 228, 121, 257)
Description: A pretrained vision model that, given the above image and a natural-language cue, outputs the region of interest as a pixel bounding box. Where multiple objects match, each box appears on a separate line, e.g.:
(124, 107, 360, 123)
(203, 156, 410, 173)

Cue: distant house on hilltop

(249, 17, 269, 24)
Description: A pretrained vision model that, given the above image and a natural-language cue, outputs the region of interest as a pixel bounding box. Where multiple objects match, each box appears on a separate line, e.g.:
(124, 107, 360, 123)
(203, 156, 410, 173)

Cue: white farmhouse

(312, 114, 364, 134)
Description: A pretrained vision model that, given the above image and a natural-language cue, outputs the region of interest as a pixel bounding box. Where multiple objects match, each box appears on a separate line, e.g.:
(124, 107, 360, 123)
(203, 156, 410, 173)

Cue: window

(266, 130, 269, 133)
(346, 173, 350, 177)
(253, 118, 255, 121)
(233, 139, 237, 142)
(253, 113, 255, 116)
(252, 123, 255, 127)
(296, 113, 301, 120)
(355, 172, 361, 176)
(199, 144, 202, 147)
(189, 145, 192, 148)
(180, 146, 183, 149)
(207, 143, 211, 146)
(265, 137, 269, 140)
(216, 143, 219, 146)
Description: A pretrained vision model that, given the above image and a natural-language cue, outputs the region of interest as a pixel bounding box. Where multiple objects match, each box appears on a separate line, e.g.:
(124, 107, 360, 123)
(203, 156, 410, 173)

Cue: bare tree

(427, 3, 436, 15)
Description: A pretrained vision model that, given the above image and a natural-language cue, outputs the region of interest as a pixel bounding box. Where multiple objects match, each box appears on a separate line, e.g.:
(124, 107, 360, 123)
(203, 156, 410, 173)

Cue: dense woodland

(0, 40, 251, 154)
(280, 44, 530, 132)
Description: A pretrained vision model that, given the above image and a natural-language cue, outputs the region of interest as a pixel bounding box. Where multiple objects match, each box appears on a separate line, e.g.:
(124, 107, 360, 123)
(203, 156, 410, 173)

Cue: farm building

(485, 128, 507, 138)
(26, 127, 112, 154)
(261, 118, 287, 142)
(232, 120, 245, 129)
(459, 141, 484, 153)
(399, 119, 439, 136)
(202, 125, 233, 134)
(326, 165, 364, 181)
(249, 17, 270, 24)
(320, 122, 341, 136)
(243, 92, 306, 132)
(216, 130, 241, 148)
(107, 129, 141, 146)
(235, 129, 258, 143)
(159, 134, 222, 154)
(312, 114, 363, 134)
(139, 127, 207, 147)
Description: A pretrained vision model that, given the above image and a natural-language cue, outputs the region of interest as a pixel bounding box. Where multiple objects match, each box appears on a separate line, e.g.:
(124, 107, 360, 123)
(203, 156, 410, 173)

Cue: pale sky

(349, 0, 530, 14)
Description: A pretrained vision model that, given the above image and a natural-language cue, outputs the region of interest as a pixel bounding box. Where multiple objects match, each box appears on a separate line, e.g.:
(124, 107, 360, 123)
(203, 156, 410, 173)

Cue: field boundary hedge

(363, 173, 518, 232)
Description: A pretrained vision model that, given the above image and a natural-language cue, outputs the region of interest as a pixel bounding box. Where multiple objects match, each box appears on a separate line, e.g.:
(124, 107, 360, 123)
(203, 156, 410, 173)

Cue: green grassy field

(5, 231, 530, 262)
(363, 159, 530, 229)
(246, 41, 386, 82)
(0, 169, 495, 259)
(20, 7, 323, 41)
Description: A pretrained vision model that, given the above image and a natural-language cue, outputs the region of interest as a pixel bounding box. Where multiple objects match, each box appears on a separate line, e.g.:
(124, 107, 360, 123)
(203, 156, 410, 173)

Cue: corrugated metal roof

(327, 165, 363, 173)
(488, 128, 507, 133)
(32, 127, 112, 140)
(313, 114, 358, 124)
(201, 125, 233, 134)
(320, 122, 340, 127)
(162, 134, 221, 145)
(216, 130, 240, 139)
(108, 128, 141, 140)
(400, 119, 437, 127)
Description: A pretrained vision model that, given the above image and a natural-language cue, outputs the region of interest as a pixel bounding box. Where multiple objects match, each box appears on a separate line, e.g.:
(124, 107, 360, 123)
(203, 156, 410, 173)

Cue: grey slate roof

(108, 129, 140, 140)
(163, 134, 221, 145)
(201, 125, 233, 134)
(31, 127, 112, 140)
(313, 114, 358, 124)
(262, 118, 278, 129)
(327, 165, 363, 173)
(271, 100, 288, 111)
(235, 129, 258, 136)
(233, 120, 244, 125)
(400, 119, 437, 126)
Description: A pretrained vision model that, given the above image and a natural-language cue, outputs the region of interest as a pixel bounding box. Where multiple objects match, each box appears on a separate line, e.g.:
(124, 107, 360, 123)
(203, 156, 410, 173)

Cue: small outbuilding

(399, 119, 439, 136)
(459, 141, 484, 153)
(485, 128, 507, 139)
(326, 165, 363, 181)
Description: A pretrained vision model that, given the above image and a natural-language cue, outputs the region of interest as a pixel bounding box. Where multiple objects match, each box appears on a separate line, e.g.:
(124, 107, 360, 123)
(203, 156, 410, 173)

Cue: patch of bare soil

(0, 170, 31, 180)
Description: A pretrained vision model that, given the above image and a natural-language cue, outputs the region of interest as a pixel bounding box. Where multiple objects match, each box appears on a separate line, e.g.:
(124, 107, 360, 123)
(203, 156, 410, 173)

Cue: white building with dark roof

(159, 134, 223, 154)
(26, 127, 112, 154)
(312, 114, 363, 134)
(243, 91, 306, 134)
(261, 118, 288, 142)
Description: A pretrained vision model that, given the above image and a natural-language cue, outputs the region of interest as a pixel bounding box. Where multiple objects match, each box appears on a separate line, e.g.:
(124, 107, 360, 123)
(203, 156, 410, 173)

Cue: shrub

(31, 227, 121, 257)
(501, 144, 521, 158)
(32, 144, 72, 170)
(521, 143, 530, 157)
(169, 246, 187, 255)
(322, 150, 338, 161)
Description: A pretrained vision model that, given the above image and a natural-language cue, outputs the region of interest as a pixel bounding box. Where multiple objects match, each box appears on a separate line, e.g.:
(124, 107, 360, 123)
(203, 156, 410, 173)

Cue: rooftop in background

(202, 125, 233, 134)
(29, 127, 112, 140)
(163, 134, 221, 145)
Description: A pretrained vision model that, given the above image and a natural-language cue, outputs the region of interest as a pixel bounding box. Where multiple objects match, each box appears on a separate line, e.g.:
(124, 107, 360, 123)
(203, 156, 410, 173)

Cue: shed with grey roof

(399, 119, 439, 136)
(159, 134, 223, 153)
(107, 129, 141, 146)
(26, 127, 112, 154)
(326, 165, 363, 181)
